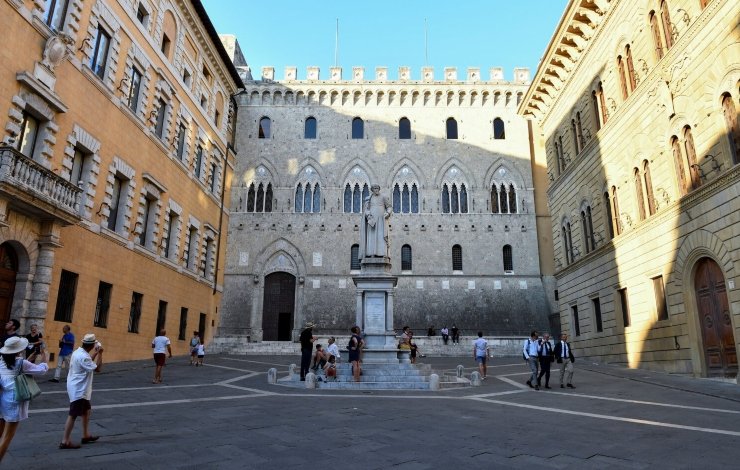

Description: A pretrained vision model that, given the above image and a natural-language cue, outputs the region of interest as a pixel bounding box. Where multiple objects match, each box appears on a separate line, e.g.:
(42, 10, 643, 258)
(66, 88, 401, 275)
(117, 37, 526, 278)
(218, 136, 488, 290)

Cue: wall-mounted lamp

(704, 154, 722, 173)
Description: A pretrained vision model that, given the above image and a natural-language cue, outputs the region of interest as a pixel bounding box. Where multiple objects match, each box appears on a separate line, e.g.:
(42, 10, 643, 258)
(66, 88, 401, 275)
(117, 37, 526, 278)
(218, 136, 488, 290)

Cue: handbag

(14, 362, 42, 402)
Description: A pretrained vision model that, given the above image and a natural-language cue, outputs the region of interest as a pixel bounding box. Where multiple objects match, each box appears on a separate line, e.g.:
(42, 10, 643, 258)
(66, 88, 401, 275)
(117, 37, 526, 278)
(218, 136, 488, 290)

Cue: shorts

(475, 356, 487, 365)
(153, 353, 166, 366)
(197, 355, 204, 359)
(69, 399, 91, 417)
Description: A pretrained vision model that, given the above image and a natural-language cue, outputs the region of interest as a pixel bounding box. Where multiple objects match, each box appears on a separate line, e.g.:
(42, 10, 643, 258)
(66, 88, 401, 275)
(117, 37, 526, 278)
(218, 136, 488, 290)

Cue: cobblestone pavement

(5, 355, 740, 469)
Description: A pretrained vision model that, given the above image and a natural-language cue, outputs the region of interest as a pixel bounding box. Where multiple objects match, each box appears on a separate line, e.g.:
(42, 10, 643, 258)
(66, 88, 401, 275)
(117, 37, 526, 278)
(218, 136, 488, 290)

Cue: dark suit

(553, 340, 575, 386)
(537, 340, 553, 387)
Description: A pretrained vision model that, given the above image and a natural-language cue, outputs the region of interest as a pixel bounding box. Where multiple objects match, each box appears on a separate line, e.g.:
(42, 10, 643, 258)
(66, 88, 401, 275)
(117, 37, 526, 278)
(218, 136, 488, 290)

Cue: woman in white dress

(0, 336, 48, 461)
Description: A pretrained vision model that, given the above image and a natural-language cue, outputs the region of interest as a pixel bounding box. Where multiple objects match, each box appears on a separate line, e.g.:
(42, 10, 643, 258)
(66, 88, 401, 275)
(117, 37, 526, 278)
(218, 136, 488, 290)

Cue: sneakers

(567, 383, 576, 389)
(526, 380, 533, 388)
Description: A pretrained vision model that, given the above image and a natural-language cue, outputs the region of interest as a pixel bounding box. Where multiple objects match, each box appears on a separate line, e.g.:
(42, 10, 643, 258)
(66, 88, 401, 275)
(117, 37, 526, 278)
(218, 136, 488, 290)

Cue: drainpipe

(213, 90, 244, 295)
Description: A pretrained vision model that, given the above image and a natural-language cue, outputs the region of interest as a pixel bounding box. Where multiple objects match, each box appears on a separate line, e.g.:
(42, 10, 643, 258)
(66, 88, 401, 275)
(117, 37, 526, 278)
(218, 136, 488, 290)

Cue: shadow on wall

(223, 78, 553, 339)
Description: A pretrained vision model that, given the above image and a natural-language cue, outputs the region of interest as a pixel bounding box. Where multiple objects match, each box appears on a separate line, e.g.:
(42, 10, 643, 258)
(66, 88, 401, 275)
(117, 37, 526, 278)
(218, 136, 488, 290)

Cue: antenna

(424, 18, 428, 65)
(334, 18, 339, 67)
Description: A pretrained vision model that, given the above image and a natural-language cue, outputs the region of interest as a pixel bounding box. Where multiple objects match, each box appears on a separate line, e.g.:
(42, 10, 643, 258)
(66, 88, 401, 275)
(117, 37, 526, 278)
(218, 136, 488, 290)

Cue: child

(324, 354, 337, 381)
(196, 339, 205, 366)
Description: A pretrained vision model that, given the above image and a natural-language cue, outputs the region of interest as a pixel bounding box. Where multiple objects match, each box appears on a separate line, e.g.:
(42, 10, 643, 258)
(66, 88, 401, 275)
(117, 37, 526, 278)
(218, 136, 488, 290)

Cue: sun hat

(82, 333, 97, 344)
(0, 336, 29, 354)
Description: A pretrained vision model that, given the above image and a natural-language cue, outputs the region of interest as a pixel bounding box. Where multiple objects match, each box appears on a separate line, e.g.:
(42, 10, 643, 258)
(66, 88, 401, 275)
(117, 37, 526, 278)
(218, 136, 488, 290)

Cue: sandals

(59, 442, 81, 449)
(82, 436, 99, 444)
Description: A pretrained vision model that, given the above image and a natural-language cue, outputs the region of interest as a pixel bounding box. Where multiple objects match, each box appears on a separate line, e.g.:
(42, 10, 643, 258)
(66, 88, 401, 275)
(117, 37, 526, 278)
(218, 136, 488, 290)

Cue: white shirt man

(60, 333, 103, 449)
(326, 337, 340, 362)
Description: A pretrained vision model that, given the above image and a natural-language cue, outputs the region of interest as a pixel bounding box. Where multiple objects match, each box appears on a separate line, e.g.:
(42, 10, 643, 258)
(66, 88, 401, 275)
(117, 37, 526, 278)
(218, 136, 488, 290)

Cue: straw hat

(82, 333, 97, 345)
(0, 336, 29, 354)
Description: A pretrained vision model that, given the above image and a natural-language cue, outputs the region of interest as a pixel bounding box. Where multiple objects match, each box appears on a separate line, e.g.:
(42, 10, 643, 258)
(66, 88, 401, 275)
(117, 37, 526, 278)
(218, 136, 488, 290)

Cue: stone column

(386, 290, 395, 332)
(250, 277, 262, 341)
(28, 221, 62, 330)
(355, 289, 363, 328)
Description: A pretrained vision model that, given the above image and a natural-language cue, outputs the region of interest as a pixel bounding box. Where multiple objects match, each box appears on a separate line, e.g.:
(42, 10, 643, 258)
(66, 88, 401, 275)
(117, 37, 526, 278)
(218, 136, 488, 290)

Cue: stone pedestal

(353, 257, 400, 363)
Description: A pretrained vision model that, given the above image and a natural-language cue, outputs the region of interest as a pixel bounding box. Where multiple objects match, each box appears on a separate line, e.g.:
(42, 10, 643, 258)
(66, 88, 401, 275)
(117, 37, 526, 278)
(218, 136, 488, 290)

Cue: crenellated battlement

(248, 66, 530, 84)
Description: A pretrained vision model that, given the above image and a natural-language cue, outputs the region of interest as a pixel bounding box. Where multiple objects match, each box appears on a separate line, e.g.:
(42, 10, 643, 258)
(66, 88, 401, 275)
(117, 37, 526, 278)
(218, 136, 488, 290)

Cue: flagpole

(424, 18, 428, 66)
(335, 18, 339, 67)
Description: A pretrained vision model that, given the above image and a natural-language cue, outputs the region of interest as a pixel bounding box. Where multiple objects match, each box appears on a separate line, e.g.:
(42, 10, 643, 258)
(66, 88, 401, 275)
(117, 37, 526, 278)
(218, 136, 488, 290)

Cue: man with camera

(59, 333, 104, 449)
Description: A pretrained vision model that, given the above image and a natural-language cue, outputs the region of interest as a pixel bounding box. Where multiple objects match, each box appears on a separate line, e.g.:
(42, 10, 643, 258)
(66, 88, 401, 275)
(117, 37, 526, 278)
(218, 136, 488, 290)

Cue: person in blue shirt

(50, 325, 74, 383)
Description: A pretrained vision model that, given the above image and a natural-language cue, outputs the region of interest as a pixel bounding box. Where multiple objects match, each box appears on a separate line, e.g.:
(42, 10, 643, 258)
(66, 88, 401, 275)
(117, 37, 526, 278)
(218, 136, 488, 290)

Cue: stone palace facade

(219, 65, 556, 342)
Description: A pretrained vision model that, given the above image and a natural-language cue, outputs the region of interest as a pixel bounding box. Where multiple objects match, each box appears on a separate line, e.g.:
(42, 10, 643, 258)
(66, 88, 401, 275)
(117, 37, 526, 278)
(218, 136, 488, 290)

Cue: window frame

(351, 117, 364, 139)
(90, 25, 111, 80)
(53, 269, 79, 322)
(401, 244, 412, 271)
(452, 244, 463, 272)
(446, 118, 458, 140)
(93, 281, 112, 328)
(128, 291, 143, 333)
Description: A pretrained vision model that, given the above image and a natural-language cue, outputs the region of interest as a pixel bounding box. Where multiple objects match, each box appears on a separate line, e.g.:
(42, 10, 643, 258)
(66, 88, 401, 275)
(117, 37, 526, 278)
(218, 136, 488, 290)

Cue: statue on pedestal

(359, 184, 391, 259)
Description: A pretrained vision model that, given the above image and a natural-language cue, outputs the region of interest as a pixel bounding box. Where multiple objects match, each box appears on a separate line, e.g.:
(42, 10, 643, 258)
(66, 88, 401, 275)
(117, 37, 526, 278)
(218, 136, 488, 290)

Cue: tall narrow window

(450, 185, 459, 214)
(154, 98, 167, 139)
(128, 67, 142, 112)
(303, 184, 312, 213)
(401, 184, 410, 213)
(625, 45, 636, 91)
(351, 117, 364, 139)
(399, 117, 411, 139)
(576, 112, 584, 150)
(493, 118, 505, 139)
(410, 185, 419, 213)
(90, 26, 111, 79)
(401, 244, 412, 271)
(441, 185, 450, 213)
(617, 55, 629, 100)
(653, 275, 668, 321)
(503, 245, 513, 272)
(44, 0, 69, 30)
(163, 211, 177, 259)
(352, 184, 361, 213)
(312, 184, 321, 213)
(581, 210, 591, 253)
(460, 185, 468, 213)
(571, 119, 580, 154)
(446, 118, 458, 139)
(499, 184, 508, 214)
(618, 288, 631, 327)
(684, 126, 701, 190)
(178, 307, 188, 340)
(562, 225, 572, 265)
(592, 298, 603, 333)
(139, 195, 157, 248)
(194, 145, 203, 179)
(161, 33, 171, 57)
(93, 281, 112, 328)
(572, 305, 581, 336)
(452, 245, 463, 271)
(586, 207, 595, 249)
(671, 136, 687, 196)
(644, 161, 656, 215)
(558, 135, 566, 172)
(660, 1, 673, 49)
(136, 3, 149, 25)
(107, 174, 128, 232)
(176, 123, 186, 160)
(210, 162, 218, 193)
(265, 183, 273, 212)
(203, 237, 214, 278)
(17, 112, 40, 158)
(350, 244, 360, 270)
(566, 222, 574, 262)
(491, 185, 499, 213)
(247, 184, 255, 212)
(156, 300, 167, 336)
(54, 269, 78, 322)
(128, 292, 143, 333)
(610, 186, 622, 235)
(258, 117, 271, 138)
(508, 184, 516, 213)
(598, 82, 608, 124)
(722, 93, 740, 164)
(634, 167, 646, 221)
(591, 90, 602, 131)
(649, 11, 664, 60)
(604, 191, 614, 240)
(393, 184, 401, 213)
(344, 184, 352, 213)
(294, 185, 303, 212)
(186, 226, 198, 271)
(69, 148, 89, 187)
(304, 117, 317, 139)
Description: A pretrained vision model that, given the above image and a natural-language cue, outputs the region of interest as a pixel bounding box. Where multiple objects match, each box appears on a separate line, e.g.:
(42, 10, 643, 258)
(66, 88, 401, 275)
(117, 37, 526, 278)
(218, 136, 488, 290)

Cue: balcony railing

(0, 146, 82, 225)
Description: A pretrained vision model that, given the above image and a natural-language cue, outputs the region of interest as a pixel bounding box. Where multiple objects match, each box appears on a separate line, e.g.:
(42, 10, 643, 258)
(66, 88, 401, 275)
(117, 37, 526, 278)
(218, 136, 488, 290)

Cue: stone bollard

(267, 368, 277, 384)
(289, 363, 297, 380)
(456, 365, 464, 378)
(305, 372, 317, 389)
(429, 373, 440, 391)
(471, 371, 482, 386)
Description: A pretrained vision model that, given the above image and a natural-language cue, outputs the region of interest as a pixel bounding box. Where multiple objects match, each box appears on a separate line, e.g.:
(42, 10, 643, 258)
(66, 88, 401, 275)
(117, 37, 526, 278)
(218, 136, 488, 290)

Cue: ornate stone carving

(41, 33, 74, 71)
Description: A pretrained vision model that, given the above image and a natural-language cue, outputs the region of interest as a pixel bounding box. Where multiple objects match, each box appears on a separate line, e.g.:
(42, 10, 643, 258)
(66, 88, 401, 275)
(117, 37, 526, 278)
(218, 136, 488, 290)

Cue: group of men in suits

(522, 331, 576, 390)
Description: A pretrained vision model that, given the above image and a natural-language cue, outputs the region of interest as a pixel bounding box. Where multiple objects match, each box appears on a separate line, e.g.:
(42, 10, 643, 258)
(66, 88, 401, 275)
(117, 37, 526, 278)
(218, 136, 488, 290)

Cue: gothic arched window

(684, 126, 701, 190)
(508, 184, 517, 213)
(644, 160, 655, 215)
(634, 167, 646, 221)
(294, 184, 303, 212)
(649, 11, 664, 60)
(722, 93, 739, 164)
(491, 185, 499, 213)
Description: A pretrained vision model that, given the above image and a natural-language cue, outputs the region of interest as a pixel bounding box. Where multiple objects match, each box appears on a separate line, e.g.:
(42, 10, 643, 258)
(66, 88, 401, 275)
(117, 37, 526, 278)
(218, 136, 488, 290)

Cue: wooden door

(262, 272, 295, 341)
(695, 258, 737, 377)
(0, 244, 18, 324)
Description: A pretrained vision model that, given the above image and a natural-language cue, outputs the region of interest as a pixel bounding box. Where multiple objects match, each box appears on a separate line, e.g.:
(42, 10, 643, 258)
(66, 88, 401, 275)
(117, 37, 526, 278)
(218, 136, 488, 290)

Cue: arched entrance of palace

(694, 257, 737, 378)
(262, 272, 296, 341)
(0, 243, 18, 324)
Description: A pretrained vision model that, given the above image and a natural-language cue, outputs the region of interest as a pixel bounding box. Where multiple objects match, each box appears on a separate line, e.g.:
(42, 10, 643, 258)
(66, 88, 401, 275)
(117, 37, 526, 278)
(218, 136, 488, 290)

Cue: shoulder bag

(14, 361, 42, 402)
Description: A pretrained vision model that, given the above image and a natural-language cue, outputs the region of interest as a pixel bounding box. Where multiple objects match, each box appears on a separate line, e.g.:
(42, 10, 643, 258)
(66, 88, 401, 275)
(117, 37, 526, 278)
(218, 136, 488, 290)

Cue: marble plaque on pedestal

(364, 294, 386, 331)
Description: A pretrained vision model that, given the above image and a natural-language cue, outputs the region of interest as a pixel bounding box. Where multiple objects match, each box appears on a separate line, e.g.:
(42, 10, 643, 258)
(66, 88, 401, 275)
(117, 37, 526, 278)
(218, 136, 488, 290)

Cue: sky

(202, 0, 569, 82)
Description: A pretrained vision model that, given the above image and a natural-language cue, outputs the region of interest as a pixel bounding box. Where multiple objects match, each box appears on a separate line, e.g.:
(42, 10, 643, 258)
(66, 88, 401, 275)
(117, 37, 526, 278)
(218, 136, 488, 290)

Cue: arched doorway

(262, 272, 295, 341)
(0, 243, 18, 324)
(694, 257, 737, 377)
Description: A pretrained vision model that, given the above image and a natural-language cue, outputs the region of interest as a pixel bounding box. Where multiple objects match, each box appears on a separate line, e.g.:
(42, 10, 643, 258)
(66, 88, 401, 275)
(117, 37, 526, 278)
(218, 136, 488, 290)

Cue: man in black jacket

(299, 322, 316, 381)
(537, 332, 554, 389)
(553, 333, 576, 389)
